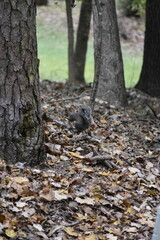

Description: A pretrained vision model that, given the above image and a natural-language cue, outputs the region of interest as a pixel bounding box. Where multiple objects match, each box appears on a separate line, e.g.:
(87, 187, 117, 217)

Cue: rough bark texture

(65, 0, 75, 83)
(36, 0, 48, 6)
(135, 0, 160, 98)
(0, 0, 45, 165)
(92, 0, 127, 107)
(75, 0, 92, 84)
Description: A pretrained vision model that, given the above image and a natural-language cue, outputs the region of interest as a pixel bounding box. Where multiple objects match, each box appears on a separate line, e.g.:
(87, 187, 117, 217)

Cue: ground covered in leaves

(0, 82, 160, 240)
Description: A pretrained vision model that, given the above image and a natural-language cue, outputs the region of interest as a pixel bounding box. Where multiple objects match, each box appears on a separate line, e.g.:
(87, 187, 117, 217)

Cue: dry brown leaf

(84, 233, 98, 240)
(65, 227, 78, 237)
(76, 213, 86, 220)
(13, 177, 29, 183)
(75, 197, 95, 206)
(39, 189, 55, 202)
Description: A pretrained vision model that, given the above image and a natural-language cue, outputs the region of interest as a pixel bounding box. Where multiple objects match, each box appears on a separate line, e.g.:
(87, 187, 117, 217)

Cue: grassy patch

(37, 24, 142, 87)
(122, 48, 143, 87)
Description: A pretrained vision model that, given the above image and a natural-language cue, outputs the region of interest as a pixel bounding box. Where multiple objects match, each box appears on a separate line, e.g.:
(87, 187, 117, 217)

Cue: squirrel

(68, 106, 95, 132)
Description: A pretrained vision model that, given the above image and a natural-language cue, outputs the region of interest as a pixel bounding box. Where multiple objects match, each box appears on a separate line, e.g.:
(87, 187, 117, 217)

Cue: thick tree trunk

(91, 0, 127, 108)
(0, 0, 45, 165)
(65, 0, 76, 83)
(75, 0, 92, 84)
(36, 0, 48, 6)
(135, 0, 160, 97)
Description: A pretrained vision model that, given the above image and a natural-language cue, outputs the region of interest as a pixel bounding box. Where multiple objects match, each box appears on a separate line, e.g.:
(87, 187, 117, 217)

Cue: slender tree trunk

(91, 0, 127, 108)
(75, 0, 92, 84)
(0, 0, 45, 165)
(65, 0, 76, 83)
(135, 0, 160, 97)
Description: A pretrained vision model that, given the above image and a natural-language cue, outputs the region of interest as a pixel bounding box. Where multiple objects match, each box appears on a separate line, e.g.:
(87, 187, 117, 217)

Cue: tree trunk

(135, 0, 160, 97)
(0, 0, 45, 165)
(91, 0, 127, 108)
(36, 0, 48, 6)
(75, 0, 92, 84)
(65, 0, 76, 83)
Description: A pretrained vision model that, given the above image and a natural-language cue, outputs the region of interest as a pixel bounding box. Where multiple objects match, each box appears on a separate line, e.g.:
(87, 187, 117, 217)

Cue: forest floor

(0, 2, 159, 240)
(0, 82, 160, 240)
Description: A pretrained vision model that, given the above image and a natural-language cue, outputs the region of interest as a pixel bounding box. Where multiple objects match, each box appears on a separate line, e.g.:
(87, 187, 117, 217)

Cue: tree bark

(36, 0, 48, 6)
(135, 0, 160, 98)
(65, 0, 76, 83)
(0, 0, 45, 165)
(91, 0, 127, 108)
(75, 0, 92, 84)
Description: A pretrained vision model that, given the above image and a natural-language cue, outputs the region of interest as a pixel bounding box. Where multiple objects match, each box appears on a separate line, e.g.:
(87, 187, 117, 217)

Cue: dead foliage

(0, 81, 159, 240)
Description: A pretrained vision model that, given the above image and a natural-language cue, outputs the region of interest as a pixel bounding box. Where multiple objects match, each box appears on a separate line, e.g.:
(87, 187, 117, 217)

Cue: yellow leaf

(13, 177, 29, 183)
(98, 171, 110, 176)
(5, 229, 17, 238)
(18, 231, 27, 237)
(93, 193, 104, 201)
(98, 235, 106, 240)
(65, 227, 78, 237)
(81, 167, 94, 172)
(100, 118, 107, 123)
(69, 152, 83, 158)
(111, 182, 118, 187)
(76, 213, 86, 220)
(127, 207, 136, 215)
(84, 233, 97, 240)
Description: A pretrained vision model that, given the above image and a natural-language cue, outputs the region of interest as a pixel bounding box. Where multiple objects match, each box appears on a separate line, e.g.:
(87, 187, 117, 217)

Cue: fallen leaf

(124, 227, 137, 232)
(128, 167, 140, 174)
(13, 177, 29, 183)
(65, 227, 78, 237)
(106, 234, 117, 240)
(33, 223, 44, 231)
(54, 190, 69, 201)
(76, 213, 86, 220)
(68, 152, 83, 159)
(81, 167, 94, 172)
(39, 189, 54, 201)
(98, 171, 110, 176)
(5, 229, 17, 238)
(75, 197, 95, 206)
(84, 233, 97, 240)
(127, 207, 136, 215)
(16, 201, 27, 208)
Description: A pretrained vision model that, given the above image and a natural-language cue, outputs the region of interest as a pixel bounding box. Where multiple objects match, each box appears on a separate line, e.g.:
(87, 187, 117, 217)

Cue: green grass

(122, 48, 143, 87)
(37, 24, 143, 87)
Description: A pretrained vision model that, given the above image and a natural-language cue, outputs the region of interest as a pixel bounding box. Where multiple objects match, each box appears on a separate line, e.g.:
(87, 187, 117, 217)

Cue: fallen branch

(90, 155, 120, 169)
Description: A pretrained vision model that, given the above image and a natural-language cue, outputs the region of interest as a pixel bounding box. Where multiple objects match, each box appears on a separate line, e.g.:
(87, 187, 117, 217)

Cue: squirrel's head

(78, 106, 92, 120)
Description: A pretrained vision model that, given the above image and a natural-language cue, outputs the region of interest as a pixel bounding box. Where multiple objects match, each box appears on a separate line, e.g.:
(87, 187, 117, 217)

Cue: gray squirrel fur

(68, 106, 94, 132)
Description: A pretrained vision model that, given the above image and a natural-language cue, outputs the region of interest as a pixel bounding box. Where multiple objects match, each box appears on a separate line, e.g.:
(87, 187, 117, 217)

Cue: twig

(90, 155, 119, 169)
(90, 155, 112, 161)
(47, 96, 83, 103)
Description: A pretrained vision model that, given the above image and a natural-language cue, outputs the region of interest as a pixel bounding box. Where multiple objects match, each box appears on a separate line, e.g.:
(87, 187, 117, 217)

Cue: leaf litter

(0, 82, 160, 240)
